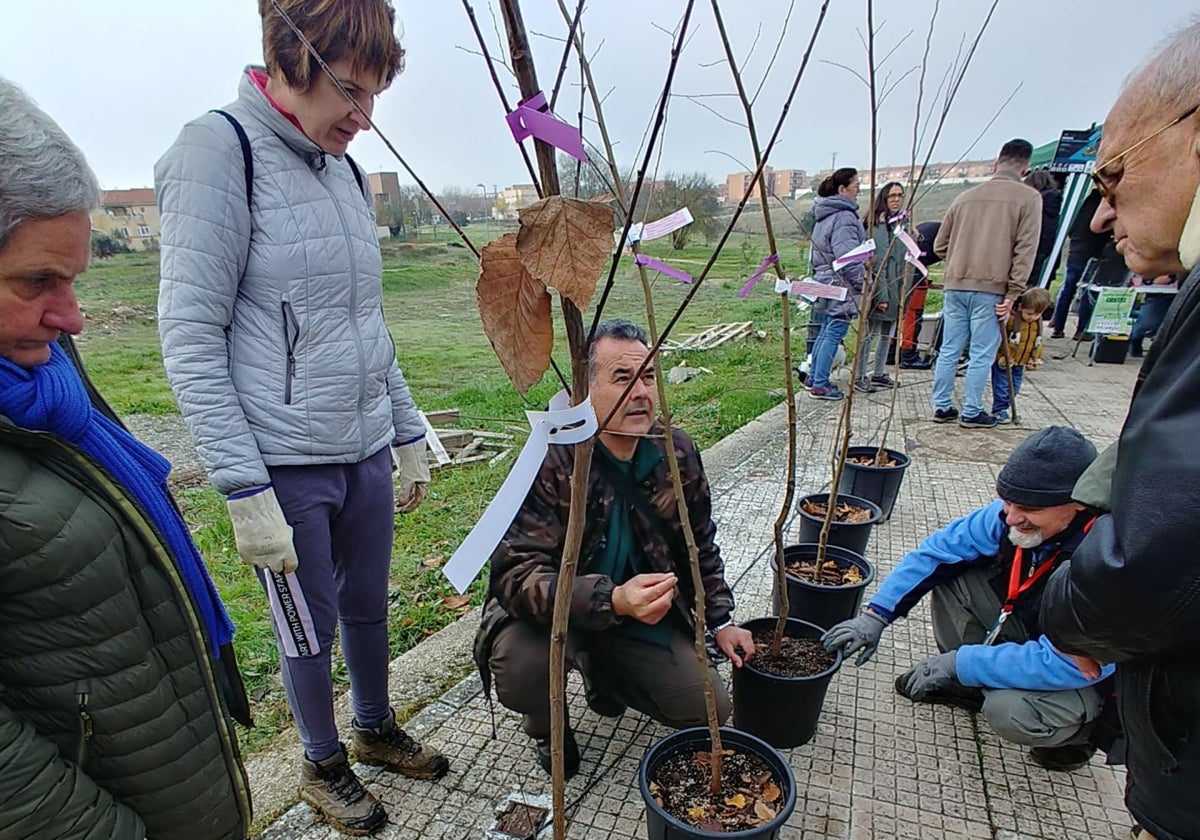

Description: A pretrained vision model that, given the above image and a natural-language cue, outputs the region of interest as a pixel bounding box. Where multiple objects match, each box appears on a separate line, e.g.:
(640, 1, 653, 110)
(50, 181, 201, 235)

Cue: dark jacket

(869, 220, 907, 323)
(1066, 190, 1111, 266)
(0, 340, 251, 840)
(810, 195, 866, 321)
(474, 424, 734, 687)
(1041, 262, 1200, 840)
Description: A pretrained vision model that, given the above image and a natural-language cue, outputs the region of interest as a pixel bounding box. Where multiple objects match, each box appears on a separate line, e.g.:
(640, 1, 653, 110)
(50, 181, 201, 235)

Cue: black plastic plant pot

(732, 617, 843, 749)
(639, 726, 797, 840)
(771, 544, 875, 630)
(795, 492, 882, 556)
(836, 445, 911, 521)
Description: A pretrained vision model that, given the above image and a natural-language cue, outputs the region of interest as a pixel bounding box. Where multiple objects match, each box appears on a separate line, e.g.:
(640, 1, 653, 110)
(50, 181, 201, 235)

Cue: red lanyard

(1002, 516, 1096, 613)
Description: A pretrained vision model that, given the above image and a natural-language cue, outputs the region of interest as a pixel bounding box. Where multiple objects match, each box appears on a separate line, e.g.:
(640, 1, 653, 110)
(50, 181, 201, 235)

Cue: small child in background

(993, 286, 1051, 424)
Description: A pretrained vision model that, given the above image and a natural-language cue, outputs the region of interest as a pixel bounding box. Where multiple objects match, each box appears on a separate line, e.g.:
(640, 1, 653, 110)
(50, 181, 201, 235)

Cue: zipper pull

(78, 691, 93, 740)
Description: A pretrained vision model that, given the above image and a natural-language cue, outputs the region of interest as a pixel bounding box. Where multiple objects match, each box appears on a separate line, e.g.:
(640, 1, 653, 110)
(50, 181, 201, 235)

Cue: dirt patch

(749, 631, 836, 677)
(907, 422, 1030, 465)
(649, 748, 784, 832)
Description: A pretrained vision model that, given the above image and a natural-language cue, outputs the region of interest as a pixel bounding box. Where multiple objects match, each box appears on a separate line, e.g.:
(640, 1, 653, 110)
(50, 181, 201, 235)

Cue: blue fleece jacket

(870, 499, 1114, 691)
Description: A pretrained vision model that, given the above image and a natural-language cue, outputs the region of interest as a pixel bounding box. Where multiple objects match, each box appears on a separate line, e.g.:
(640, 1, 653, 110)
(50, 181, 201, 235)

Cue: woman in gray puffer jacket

(807, 168, 865, 400)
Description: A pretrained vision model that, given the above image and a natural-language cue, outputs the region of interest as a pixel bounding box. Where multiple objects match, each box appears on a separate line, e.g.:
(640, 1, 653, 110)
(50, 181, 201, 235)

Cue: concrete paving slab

(259, 337, 1141, 839)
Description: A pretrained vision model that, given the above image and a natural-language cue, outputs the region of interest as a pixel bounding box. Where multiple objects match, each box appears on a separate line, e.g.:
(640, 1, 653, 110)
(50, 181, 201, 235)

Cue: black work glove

(821, 610, 889, 666)
(896, 651, 959, 701)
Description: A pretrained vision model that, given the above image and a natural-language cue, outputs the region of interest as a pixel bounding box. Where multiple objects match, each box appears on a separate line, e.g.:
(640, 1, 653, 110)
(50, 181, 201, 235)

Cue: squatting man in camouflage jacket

(473, 319, 755, 779)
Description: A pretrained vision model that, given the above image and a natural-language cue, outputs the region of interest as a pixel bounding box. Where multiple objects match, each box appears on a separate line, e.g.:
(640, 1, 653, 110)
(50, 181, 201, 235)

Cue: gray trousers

(262, 445, 395, 761)
(489, 619, 732, 739)
(857, 316, 896, 380)
(930, 567, 1101, 748)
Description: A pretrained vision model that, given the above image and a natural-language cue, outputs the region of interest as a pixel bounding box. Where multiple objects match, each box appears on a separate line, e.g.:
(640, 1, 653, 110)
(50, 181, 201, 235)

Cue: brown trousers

(488, 619, 732, 738)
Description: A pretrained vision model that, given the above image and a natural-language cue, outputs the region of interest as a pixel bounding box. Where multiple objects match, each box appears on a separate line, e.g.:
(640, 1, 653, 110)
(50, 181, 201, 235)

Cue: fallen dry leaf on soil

(441, 594, 471, 610)
(686, 806, 710, 821)
(697, 818, 724, 832)
(761, 781, 781, 803)
(724, 794, 748, 809)
(477, 233, 554, 394)
(753, 800, 776, 821)
(516, 196, 614, 309)
(421, 554, 446, 568)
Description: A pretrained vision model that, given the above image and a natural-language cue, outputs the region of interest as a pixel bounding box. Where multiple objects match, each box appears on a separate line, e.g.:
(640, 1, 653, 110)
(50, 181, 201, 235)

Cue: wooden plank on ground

(421, 412, 452, 466)
(425, 409, 460, 426)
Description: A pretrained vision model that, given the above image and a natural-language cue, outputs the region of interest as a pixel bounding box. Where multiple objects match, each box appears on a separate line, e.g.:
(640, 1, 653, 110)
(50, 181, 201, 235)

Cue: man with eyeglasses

(1040, 18, 1200, 840)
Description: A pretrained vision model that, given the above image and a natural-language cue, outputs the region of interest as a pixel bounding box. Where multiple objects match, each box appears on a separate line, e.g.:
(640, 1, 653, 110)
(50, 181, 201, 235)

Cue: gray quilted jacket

(155, 69, 423, 495)
(0, 392, 250, 837)
(810, 195, 866, 321)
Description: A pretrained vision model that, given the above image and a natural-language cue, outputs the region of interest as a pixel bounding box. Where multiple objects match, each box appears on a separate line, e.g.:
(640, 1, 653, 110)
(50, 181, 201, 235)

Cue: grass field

(72, 228, 824, 752)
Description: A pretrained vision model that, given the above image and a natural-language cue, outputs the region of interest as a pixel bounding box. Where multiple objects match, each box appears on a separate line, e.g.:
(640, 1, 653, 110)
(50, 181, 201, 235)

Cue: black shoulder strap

(209, 109, 253, 211)
(345, 154, 366, 201)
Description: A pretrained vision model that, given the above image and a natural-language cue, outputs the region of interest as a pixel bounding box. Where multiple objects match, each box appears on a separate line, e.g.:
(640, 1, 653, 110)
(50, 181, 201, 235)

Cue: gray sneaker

(299, 745, 387, 836)
(353, 709, 450, 780)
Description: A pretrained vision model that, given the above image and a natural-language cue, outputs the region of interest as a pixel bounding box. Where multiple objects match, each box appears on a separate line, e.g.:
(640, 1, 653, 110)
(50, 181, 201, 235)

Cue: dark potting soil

(749, 631, 837, 678)
(800, 499, 874, 524)
(848, 453, 899, 468)
(784, 558, 864, 587)
(648, 747, 784, 833)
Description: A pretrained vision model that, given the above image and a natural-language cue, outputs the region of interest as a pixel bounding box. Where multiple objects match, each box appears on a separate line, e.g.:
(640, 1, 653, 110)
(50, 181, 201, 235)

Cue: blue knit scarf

(0, 343, 234, 655)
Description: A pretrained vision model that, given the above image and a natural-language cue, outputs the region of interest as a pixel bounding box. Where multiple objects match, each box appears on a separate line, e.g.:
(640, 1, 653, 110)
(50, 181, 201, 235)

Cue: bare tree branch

(677, 94, 748, 128)
(820, 58, 870, 87)
(751, 0, 797, 106)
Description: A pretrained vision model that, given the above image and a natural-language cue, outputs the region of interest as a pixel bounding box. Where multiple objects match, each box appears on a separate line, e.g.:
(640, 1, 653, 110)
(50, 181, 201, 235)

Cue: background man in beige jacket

(931, 139, 1042, 429)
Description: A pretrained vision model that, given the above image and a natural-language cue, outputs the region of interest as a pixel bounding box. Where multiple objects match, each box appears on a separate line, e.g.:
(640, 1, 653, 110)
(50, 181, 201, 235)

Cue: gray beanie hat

(995, 427, 1098, 508)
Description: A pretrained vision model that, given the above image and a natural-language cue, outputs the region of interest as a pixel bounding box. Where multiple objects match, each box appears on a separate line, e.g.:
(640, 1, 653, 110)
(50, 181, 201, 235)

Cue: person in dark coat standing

(1050, 189, 1112, 338)
(1024, 169, 1063, 288)
(1040, 18, 1200, 840)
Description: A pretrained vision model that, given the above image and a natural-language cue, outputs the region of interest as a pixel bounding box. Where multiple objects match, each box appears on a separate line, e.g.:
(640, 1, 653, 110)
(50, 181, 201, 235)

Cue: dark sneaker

(1030, 744, 1097, 772)
(854, 378, 878, 393)
(1073, 331, 1094, 342)
(352, 709, 450, 780)
(300, 745, 387, 836)
(535, 730, 581, 780)
(1050, 330, 1066, 339)
(900, 358, 933, 370)
(893, 674, 984, 713)
(870, 374, 895, 388)
(932, 407, 959, 424)
(809, 385, 845, 401)
(994, 410, 1011, 424)
(959, 412, 998, 429)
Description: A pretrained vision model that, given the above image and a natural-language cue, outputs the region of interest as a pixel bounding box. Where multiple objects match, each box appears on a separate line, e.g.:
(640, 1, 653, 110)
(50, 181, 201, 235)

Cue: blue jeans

(1052, 258, 1088, 333)
(932, 291, 1004, 416)
(991, 362, 1024, 414)
(810, 317, 850, 390)
(1130, 294, 1172, 346)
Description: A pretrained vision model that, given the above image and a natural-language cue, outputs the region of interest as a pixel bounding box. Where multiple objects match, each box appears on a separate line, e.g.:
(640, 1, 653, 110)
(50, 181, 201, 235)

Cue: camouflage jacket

(473, 423, 735, 678)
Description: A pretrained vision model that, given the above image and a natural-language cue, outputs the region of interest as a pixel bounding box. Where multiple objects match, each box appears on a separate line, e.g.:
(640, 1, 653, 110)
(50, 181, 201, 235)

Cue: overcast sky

(1, 1, 1189, 193)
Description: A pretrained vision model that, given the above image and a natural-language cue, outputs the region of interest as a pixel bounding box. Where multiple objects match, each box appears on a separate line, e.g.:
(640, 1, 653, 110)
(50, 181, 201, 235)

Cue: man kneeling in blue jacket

(823, 427, 1113, 772)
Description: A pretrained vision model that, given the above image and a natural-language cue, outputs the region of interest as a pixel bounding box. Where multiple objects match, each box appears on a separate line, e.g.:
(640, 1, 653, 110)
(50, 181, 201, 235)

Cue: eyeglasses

(1091, 103, 1199, 206)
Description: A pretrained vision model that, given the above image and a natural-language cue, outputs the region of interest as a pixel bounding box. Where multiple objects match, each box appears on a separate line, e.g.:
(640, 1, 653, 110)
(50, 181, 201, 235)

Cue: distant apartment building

(368, 171, 402, 216)
(497, 183, 539, 219)
(814, 159, 996, 187)
(90, 189, 160, 251)
(724, 166, 808, 203)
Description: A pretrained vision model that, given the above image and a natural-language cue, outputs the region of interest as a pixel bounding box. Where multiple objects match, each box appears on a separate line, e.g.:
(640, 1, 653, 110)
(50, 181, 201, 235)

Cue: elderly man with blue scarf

(823, 427, 1114, 774)
(0, 77, 250, 840)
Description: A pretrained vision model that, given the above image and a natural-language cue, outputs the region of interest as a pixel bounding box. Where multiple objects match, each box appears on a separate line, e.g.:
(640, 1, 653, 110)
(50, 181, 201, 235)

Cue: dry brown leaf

(696, 818, 724, 832)
(686, 806, 709, 821)
(441, 594, 471, 610)
(477, 233, 553, 394)
(516, 196, 615, 309)
(421, 554, 446, 568)
(761, 780, 781, 804)
(753, 800, 776, 822)
(724, 794, 748, 809)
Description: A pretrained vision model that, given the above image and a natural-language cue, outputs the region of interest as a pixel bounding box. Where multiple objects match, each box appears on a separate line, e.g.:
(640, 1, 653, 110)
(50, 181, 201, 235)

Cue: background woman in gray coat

(856, 182, 908, 391)
(155, 1, 445, 834)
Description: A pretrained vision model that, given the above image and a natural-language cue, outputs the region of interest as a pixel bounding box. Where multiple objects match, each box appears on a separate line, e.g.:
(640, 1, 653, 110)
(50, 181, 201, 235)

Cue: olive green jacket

(0, 347, 251, 839)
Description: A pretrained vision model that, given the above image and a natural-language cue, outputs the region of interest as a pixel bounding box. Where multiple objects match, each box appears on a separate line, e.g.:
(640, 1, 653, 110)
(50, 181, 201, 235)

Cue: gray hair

(0, 77, 101, 252)
(1126, 16, 1200, 117)
(588, 319, 649, 379)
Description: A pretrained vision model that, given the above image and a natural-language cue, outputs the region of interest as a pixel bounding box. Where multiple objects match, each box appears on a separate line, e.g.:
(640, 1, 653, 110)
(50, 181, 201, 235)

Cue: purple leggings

(261, 445, 394, 761)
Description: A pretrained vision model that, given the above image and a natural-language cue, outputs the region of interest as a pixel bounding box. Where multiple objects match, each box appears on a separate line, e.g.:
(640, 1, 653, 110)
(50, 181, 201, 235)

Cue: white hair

(1126, 16, 1200, 116)
(0, 77, 100, 252)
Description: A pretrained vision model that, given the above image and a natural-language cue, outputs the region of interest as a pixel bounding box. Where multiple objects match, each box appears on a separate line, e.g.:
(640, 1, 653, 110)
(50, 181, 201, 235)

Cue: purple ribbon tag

(887, 210, 909, 225)
(505, 92, 587, 162)
(738, 254, 780, 299)
(635, 253, 692, 284)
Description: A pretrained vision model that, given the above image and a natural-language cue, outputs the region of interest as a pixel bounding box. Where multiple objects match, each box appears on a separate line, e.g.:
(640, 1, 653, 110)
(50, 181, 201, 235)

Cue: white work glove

(225, 486, 299, 574)
(392, 439, 431, 514)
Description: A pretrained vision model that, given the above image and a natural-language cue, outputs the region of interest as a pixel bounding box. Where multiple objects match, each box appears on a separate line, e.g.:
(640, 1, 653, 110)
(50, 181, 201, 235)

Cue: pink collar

(247, 68, 304, 132)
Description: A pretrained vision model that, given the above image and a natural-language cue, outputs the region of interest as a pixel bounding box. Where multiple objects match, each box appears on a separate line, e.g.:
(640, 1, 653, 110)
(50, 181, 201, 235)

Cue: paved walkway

(260, 335, 1139, 839)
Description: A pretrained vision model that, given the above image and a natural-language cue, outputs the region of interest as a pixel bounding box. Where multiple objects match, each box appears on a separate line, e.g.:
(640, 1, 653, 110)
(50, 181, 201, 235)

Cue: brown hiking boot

(299, 745, 387, 836)
(352, 709, 450, 780)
